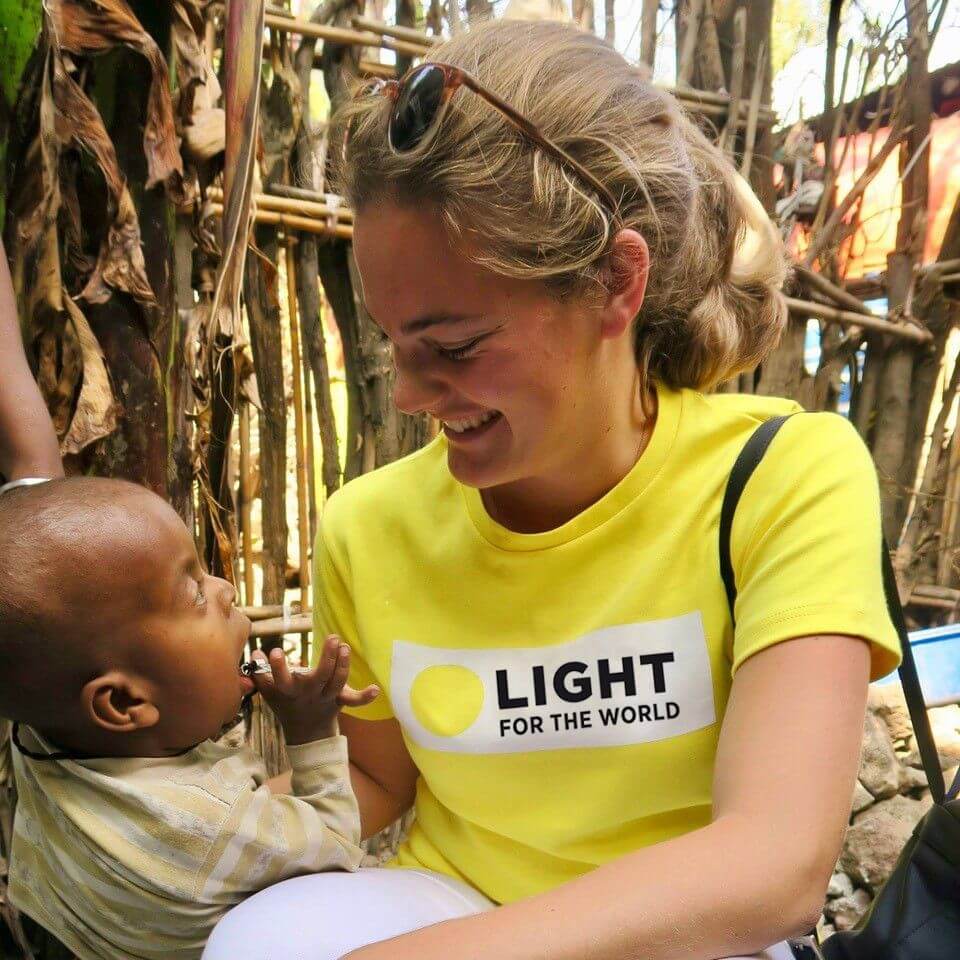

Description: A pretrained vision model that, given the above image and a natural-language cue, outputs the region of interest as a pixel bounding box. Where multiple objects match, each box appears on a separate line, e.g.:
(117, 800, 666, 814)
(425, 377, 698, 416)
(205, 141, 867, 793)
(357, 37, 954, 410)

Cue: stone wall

(820, 684, 960, 939)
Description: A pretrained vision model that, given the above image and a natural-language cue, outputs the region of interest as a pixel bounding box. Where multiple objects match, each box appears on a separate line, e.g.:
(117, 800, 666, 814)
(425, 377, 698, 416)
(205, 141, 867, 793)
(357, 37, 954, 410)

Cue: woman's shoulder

(685, 388, 869, 465)
(321, 436, 451, 534)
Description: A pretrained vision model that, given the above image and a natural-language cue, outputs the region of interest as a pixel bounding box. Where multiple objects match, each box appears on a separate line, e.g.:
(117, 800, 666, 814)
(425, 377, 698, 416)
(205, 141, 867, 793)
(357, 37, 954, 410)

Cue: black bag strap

(720, 413, 960, 806)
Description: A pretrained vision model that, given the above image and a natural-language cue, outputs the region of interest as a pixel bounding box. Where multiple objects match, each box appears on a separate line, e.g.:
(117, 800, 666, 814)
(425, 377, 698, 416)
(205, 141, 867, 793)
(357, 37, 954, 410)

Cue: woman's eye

(434, 336, 484, 361)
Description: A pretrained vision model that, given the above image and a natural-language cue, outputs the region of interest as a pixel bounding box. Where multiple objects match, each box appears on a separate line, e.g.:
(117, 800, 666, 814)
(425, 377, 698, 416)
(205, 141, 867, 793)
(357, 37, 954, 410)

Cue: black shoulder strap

(718, 415, 793, 622)
(719, 413, 959, 806)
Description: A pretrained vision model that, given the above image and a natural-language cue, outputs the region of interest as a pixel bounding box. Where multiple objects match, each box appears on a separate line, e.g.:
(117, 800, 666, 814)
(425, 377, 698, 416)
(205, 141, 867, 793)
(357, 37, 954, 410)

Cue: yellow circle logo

(410, 664, 485, 737)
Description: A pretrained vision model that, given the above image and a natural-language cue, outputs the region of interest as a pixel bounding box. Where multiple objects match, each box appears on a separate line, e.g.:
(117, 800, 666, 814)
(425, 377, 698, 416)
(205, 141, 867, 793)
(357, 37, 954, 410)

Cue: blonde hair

(334, 20, 787, 391)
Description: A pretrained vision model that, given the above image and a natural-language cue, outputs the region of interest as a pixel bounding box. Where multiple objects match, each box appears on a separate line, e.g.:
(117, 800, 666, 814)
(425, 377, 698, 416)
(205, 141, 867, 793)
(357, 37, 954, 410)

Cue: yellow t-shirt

(314, 384, 901, 905)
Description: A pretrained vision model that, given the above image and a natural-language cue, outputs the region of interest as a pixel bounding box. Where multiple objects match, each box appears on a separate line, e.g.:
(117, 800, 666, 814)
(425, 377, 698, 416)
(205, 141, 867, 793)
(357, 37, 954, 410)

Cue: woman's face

(352, 201, 638, 492)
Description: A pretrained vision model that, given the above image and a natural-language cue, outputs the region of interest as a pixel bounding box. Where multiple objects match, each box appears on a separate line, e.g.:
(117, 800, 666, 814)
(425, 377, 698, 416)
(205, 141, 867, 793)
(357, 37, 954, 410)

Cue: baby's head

(0, 478, 253, 757)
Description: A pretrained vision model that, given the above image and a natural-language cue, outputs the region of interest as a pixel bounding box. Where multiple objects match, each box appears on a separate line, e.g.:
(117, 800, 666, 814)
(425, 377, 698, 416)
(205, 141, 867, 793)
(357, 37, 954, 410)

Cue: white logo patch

(391, 611, 717, 754)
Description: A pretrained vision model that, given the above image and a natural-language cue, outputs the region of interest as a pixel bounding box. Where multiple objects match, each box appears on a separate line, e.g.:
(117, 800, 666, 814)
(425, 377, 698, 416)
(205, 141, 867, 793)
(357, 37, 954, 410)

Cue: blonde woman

(205, 20, 899, 960)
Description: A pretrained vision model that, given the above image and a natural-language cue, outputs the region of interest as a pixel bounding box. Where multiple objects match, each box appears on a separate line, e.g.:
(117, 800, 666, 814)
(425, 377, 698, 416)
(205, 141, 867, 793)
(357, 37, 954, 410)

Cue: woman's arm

(345, 633, 871, 960)
(0, 239, 63, 480)
(268, 714, 418, 839)
(340, 714, 418, 838)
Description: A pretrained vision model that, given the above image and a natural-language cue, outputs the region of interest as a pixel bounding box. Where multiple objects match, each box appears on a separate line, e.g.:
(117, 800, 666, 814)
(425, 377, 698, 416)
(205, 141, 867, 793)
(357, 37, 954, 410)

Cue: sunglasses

(357, 62, 618, 218)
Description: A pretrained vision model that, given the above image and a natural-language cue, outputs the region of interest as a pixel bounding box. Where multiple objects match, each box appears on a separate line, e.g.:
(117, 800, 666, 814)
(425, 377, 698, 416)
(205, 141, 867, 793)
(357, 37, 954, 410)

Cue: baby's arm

(197, 733, 365, 901)
(197, 638, 378, 900)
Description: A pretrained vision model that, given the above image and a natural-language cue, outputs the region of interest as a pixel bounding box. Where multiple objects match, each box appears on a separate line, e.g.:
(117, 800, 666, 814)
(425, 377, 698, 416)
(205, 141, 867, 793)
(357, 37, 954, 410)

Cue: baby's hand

(250, 635, 378, 745)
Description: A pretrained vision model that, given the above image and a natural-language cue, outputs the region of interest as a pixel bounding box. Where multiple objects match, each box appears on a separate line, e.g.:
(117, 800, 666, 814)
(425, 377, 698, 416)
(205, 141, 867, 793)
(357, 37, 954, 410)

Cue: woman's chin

(445, 447, 508, 489)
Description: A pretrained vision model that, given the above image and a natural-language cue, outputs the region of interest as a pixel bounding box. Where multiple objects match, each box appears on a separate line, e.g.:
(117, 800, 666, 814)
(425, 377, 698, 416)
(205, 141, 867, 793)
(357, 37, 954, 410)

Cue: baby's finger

(323, 643, 351, 697)
(268, 647, 296, 696)
(249, 649, 276, 694)
(315, 634, 340, 684)
(338, 683, 380, 707)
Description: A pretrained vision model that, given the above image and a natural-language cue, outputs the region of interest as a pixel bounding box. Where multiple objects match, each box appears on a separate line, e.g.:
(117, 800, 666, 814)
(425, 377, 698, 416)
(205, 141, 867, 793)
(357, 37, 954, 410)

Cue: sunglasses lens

(389, 65, 447, 152)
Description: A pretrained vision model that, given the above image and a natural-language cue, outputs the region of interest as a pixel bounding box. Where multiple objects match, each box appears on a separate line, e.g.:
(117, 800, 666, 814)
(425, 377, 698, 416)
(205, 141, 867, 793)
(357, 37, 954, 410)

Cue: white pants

(202, 868, 796, 960)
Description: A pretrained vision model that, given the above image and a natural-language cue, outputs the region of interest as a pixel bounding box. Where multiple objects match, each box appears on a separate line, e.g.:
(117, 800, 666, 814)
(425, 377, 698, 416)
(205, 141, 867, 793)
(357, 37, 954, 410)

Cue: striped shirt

(9, 727, 364, 960)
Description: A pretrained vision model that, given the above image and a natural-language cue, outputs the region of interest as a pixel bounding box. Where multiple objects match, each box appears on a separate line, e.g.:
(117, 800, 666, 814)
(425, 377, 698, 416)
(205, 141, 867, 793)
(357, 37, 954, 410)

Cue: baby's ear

(81, 672, 160, 733)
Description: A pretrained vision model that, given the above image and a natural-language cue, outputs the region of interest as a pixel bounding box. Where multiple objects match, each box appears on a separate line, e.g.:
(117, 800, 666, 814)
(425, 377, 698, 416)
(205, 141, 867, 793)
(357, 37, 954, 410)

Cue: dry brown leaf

(182, 107, 226, 161)
(48, 58, 157, 310)
(171, 0, 213, 123)
(46, 0, 186, 201)
(60, 297, 119, 455)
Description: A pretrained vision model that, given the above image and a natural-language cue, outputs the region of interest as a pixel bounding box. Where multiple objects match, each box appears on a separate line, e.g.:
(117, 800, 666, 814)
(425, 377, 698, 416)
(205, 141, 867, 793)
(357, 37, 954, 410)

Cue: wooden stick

(697, 0, 727, 93)
(719, 6, 746, 155)
(785, 297, 931, 343)
(739, 41, 766, 180)
(250, 613, 313, 638)
(794, 264, 877, 316)
(352, 15, 439, 45)
(239, 401, 256, 607)
(359, 59, 398, 80)
(801, 122, 911, 268)
(640, 0, 658, 68)
(677, 0, 706, 89)
(209, 187, 354, 223)
(240, 603, 306, 620)
(938, 423, 960, 586)
(262, 12, 430, 58)
(920, 258, 960, 276)
(209, 204, 354, 239)
(285, 237, 312, 667)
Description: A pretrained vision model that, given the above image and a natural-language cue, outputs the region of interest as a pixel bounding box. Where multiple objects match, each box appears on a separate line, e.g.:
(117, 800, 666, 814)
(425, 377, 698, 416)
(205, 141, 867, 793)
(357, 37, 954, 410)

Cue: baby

(0, 477, 377, 960)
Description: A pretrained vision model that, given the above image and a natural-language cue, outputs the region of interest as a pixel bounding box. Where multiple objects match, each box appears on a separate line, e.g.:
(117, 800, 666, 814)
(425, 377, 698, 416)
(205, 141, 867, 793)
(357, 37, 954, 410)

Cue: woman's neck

(482, 382, 657, 534)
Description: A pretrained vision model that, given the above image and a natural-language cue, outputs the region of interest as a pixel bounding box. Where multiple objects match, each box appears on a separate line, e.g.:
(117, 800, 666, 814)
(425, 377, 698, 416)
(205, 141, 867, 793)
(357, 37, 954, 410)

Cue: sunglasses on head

(355, 62, 618, 218)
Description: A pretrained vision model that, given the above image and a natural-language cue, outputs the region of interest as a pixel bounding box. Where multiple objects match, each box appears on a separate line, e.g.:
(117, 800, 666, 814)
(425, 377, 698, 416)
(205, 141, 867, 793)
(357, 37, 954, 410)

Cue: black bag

(720, 414, 960, 960)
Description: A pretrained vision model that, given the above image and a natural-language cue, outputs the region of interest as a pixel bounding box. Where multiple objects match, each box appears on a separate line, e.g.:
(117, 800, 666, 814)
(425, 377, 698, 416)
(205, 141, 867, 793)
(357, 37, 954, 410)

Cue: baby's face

(118, 496, 254, 750)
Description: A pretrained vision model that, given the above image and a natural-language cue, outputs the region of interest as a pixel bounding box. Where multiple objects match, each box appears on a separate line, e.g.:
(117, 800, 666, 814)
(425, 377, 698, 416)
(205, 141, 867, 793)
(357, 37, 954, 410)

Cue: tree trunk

(573, 0, 595, 32)
(243, 237, 288, 613)
(870, 0, 932, 542)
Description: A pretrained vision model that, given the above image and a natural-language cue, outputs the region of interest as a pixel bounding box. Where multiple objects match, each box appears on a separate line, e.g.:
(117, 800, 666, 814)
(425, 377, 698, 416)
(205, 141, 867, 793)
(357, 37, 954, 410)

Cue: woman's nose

(393, 356, 444, 415)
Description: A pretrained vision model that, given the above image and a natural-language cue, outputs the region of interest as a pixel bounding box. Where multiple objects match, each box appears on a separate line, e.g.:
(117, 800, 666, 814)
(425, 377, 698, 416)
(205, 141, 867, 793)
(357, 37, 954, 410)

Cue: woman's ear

(81, 672, 160, 733)
(600, 228, 649, 340)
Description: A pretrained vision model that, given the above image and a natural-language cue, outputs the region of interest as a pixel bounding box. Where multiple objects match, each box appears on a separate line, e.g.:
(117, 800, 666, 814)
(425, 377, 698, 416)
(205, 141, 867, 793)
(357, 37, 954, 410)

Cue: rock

(859, 712, 901, 799)
(901, 705, 960, 769)
(841, 794, 933, 889)
(868, 684, 913, 742)
(827, 872, 854, 899)
(898, 763, 927, 793)
(851, 780, 874, 814)
(829, 890, 872, 931)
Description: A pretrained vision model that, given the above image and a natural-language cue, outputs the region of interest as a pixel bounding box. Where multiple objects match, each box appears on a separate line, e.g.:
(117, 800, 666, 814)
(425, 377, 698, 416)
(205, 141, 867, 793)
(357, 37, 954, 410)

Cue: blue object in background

(874, 622, 960, 707)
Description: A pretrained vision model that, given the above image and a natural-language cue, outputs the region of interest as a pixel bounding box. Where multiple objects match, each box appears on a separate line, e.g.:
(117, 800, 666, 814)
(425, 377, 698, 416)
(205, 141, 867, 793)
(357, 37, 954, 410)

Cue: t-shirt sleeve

(729, 412, 901, 681)
(313, 499, 395, 721)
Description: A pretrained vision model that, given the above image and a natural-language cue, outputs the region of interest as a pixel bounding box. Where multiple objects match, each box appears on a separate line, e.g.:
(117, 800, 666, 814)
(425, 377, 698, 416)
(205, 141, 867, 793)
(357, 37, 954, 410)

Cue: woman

(206, 19, 899, 960)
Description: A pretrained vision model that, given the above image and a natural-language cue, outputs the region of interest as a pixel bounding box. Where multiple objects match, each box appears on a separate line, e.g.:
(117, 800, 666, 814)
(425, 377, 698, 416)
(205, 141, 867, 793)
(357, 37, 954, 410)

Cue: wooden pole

(209, 204, 354, 239)
(208, 187, 354, 222)
(250, 613, 313, 639)
(262, 11, 430, 57)
(239, 401, 256, 607)
(719, 6, 746, 156)
(739, 41, 766, 179)
(640, 0, 658, 68)
(677, 0, 706, 89)
(285, 237, 312, 667)
(351, 15, 439, 45)
(784, 297, 931, 343)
